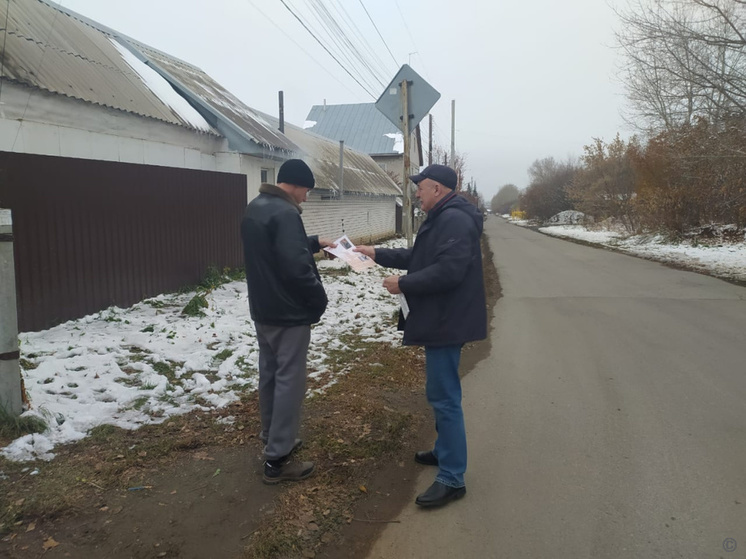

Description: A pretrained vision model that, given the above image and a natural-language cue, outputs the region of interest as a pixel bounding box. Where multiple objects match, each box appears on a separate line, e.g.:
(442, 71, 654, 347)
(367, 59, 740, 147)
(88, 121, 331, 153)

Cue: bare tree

(520, 158, 579, 221)
(431, 144, 467, 190)
(616, 0, 746, 132)
(567, 135, 641, 233)
(491, 184, 520, 214)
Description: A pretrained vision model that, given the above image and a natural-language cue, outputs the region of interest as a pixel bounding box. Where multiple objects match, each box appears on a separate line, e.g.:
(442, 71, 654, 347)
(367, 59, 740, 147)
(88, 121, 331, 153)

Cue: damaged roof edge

(112, 37, 298, 159)
(138, 53, 295, 159)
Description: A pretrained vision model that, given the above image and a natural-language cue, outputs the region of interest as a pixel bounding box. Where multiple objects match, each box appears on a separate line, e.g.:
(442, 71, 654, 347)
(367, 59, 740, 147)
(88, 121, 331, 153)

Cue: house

(256, 110, 401, 242)
(304, 102, 423, 186)
(0, 0, 400, 331)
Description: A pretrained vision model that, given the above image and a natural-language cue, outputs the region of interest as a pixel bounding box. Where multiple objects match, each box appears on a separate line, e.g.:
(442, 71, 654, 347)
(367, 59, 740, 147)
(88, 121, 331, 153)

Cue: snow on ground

(535, 223, 746, 282)
(3, 239, 407, 462)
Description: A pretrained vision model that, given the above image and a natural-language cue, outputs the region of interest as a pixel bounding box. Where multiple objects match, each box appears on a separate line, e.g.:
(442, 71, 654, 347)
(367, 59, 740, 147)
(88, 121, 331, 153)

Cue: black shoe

(414, 450, 438, 466)
(415, 481, 466, 508)
(263, 459, 315, 485)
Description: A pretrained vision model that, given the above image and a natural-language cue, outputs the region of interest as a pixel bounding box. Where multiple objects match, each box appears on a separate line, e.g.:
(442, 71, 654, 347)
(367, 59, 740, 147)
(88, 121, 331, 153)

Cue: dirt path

(4, 447, 273, 558)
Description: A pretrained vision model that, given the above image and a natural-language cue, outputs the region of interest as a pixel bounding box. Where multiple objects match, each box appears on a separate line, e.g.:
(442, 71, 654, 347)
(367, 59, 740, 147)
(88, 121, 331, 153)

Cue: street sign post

(375, 64, 441, 131)
(375, 65, 441, 247)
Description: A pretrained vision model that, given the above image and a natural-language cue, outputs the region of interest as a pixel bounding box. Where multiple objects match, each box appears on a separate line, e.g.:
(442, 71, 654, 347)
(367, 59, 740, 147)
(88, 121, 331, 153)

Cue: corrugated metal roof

(0, 0, 214, 132)
(0, 0, 298, 154)
(305, 103, 403, 156)
(134, 42, 298, 153)
(259, 110, 401, 197)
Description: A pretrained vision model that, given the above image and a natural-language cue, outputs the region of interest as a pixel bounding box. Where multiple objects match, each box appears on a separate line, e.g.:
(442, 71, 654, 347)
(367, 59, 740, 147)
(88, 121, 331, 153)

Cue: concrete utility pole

(401, 79, 413, 247)
(450, 99, 456, 173)
(0, 209, 22, 417)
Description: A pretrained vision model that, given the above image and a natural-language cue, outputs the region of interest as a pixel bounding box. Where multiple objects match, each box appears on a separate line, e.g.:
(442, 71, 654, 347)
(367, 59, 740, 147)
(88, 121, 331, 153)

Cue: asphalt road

(367, 217, 746, 559)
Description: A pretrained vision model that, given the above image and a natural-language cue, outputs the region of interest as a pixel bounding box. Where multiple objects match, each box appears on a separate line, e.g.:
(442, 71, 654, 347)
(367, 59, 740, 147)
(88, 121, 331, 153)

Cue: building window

(261, 168, 274, 184)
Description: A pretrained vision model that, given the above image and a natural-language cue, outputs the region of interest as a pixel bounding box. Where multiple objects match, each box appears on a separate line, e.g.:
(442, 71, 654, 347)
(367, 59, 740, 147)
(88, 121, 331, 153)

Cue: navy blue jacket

(241, 184, 327, 326)
(375, 193, 487, 347)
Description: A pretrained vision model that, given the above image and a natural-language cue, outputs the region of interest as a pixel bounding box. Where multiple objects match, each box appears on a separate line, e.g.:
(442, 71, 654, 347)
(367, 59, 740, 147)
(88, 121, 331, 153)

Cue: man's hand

(353, 245, 376, 261)
(319, 238, 337, 259)
(383, 275, 401, 294)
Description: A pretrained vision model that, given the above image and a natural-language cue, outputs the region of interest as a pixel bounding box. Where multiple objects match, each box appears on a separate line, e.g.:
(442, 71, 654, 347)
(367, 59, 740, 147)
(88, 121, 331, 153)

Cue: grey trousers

(254, 322, 311, 461)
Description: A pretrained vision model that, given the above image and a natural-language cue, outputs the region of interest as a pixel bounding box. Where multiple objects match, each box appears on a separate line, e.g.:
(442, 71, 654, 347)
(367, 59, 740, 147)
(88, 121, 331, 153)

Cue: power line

(391, 0, 432, 79)
(303, 0, 390, 91)
(301, 0, 384, 93)
(245, 0, 362, 100)
(328, 0, 395, 79)
(279, 0, 377, 98)
(357, 0, 398, 68)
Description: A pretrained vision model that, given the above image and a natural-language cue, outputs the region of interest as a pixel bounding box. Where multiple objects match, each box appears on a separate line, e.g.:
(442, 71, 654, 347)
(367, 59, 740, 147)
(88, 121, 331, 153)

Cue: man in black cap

(241, 158, 335, 484)
(355, 164, 487, 507)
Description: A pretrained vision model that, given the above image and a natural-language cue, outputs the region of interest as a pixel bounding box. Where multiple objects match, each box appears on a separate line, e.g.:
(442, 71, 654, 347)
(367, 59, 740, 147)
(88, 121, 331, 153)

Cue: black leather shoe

(415, 481, 466, 508)
(414, 450, 438, 466)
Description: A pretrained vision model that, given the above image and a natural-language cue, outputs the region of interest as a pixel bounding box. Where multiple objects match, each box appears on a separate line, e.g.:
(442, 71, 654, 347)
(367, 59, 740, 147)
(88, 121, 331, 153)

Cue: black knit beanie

(277, 159, 315, 189)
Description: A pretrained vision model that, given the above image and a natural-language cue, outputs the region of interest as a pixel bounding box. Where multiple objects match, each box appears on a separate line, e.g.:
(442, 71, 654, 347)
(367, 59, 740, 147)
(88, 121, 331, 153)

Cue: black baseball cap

(409, 164, 458, 189)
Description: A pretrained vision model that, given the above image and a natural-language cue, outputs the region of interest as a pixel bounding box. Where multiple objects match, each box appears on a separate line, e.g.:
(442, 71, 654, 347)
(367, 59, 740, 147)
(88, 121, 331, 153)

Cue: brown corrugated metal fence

(0, 151, 246, 332)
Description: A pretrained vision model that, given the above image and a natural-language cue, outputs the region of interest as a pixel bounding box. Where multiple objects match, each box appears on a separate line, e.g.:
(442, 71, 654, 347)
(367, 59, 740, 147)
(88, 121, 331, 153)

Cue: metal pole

(450, 99, 456, 171)
(339, 140, 344, 200)
(428, 113, 433, 167)
(0, 208, 22, 417)
(401, 79, 412, 247)
(279, 91, 285, 133)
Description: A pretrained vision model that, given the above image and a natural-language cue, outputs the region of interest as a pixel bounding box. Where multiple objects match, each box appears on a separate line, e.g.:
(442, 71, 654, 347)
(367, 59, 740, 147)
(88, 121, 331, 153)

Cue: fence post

(0, 208, 22, 416)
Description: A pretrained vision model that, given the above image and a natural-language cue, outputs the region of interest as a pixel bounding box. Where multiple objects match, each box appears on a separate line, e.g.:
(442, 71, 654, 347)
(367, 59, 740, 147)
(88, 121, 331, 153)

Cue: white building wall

(241, 155, 278, 202)
(0, 83, 248, 183)
(302, 195, 397, 243)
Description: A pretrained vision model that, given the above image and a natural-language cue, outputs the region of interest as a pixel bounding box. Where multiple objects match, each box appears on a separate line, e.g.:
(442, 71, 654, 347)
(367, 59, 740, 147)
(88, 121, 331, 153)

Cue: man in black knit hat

(241, 159, 335, 484)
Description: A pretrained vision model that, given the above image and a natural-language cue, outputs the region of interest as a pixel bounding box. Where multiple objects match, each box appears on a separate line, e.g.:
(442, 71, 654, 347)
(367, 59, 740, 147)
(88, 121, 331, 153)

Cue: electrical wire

(302, 0, 388, 92)
(391, 0, 432, 79)
(328, 0, 395, 80)
(279, 0, 377, 98)
(357, 0, 398, 68)
(245, 0, 363, 100)
(301, 0, 383, 93)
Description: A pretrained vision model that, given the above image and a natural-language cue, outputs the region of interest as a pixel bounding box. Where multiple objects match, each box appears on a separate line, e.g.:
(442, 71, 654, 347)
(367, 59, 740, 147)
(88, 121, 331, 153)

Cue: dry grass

(0, 398, 262, 534)
(0, 339, 425, 559)
(242, 341, 425, 559)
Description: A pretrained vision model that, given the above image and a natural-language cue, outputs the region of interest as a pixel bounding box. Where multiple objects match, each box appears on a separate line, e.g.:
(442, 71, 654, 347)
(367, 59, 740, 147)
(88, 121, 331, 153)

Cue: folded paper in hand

(398, 293, 410, 319)
(323, 234, 375, 272)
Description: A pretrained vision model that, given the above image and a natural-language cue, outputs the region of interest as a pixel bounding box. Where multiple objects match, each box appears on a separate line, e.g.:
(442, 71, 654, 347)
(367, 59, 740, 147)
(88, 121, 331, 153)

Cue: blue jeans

(425, 344, 466, 488)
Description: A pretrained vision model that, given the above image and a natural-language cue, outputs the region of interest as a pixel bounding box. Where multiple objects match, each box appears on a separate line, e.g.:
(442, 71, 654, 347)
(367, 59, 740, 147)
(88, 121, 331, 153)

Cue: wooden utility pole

(401, 79, 412, 247)
(428, 113, 433, 166)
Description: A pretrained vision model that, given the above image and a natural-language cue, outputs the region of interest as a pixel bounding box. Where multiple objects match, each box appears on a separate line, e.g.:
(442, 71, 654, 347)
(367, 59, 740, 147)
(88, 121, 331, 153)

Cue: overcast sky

(60, 0, 628, 200)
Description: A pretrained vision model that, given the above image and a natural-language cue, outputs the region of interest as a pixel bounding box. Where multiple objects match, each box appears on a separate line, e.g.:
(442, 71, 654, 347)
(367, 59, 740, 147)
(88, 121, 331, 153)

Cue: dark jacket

(375, 193, 487, 347)
(241, 184, 327, 326)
